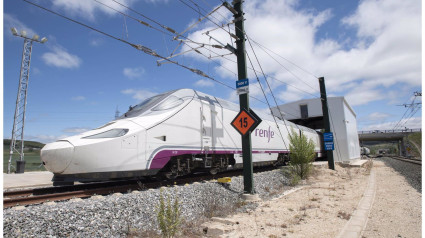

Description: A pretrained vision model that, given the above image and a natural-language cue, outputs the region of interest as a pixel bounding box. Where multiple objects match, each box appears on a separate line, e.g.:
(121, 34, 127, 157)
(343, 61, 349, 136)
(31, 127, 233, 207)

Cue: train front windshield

(120, 90, 181, 118)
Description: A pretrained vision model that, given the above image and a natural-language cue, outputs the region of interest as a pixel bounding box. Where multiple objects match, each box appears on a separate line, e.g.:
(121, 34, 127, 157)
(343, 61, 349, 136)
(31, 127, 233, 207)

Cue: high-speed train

(41, 89, 323, 185)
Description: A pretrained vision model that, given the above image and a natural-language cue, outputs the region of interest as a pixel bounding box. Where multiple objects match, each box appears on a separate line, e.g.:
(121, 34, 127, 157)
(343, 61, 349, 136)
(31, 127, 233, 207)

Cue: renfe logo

(254, 126, 275, 142)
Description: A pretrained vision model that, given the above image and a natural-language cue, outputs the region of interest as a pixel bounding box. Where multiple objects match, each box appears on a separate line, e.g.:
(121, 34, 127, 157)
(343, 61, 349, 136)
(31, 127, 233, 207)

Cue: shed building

(271, 97, 361, 162)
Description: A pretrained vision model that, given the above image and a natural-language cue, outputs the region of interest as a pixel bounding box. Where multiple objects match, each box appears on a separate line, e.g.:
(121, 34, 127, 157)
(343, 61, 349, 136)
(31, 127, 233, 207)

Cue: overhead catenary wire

(27, 0, 318, 117)
(137, 0, 319, 100)
(180, 0, 320, 98)
(246, 46, 289, 150)
(248, 37, 320, 95)
(245, 34, 304, 131)
(394, 103, 421, 129)
(193, 0, 320, 96)
(99, 0, 271, 105)
(23, 1, 231, 90)
(178, 0, 235, 38)
(392, 93, 422, 130)
(188, 0, 321, 98)
(23, 0, 270, 107)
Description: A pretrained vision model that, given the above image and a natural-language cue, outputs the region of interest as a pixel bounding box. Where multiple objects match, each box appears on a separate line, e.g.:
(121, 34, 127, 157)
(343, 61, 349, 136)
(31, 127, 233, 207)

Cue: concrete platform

(314, 159, 369, 168)
(337, 169, 376, 238)
(3, 171, 54, 189)
(348, 159, 369, 167)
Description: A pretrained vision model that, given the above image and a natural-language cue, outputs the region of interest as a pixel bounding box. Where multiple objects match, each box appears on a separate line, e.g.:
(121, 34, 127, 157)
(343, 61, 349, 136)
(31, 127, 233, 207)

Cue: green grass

(407, 132, 422, 157)
(368, 143, 398, 155)
(3, 152, 46, 173)
(3, 139, 46, 173)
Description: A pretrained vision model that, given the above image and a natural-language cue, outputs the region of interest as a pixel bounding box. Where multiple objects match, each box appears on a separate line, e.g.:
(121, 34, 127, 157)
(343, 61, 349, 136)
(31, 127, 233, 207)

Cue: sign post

(236, 78, 249, 95)
(319, 76, 335, 170)
(233, 0, 257, 194)
(231, 108, 262, 136)
(323, 132, 334, 151)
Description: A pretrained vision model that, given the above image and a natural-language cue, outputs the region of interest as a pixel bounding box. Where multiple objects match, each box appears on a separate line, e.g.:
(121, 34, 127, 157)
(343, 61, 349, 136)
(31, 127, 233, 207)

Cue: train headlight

(83, 129, 129, 139)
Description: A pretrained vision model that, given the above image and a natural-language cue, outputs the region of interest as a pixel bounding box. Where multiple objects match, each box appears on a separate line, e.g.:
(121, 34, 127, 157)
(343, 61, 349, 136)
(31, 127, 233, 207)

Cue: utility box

(16, 160, 26, 173)
(271, 97, 361, 162)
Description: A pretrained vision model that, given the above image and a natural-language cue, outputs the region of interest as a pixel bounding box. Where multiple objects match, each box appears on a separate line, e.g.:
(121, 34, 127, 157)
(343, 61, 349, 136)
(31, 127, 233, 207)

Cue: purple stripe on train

(149, 149, 291, 169)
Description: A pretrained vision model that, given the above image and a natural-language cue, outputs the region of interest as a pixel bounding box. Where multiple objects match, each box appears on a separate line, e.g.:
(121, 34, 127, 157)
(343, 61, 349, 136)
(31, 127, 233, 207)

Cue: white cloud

(4, 14, 37, 40)
(26, 134, 68, 144)
(368, 112, 391, 121)
(90, 38, 103, 46)
(123, 67, 145, 79)
(52, 0, 134, 21)
(194, 79, 214, 87)
(183, 0, 421, 106)
(62, 127, 91, 134)
(345, 85, 385, 106)
(360, 117, 422, 131)
(42, 46, 82, 69)
(71, 96, 86, 101)
(121, 89, 158, 101)
(144, 0, 169, 4)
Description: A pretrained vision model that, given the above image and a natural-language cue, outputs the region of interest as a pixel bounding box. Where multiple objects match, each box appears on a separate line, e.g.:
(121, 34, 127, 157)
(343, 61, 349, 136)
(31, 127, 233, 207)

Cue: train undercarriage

(159, 153, 289, 179)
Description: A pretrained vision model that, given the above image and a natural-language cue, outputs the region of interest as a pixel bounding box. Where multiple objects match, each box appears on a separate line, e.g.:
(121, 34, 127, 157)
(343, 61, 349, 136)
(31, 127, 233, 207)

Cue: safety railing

(358, 128, 421, 134)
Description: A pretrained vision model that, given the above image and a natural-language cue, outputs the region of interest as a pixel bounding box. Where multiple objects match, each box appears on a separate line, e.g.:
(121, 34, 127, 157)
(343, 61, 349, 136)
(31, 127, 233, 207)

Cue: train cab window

(152, 96, 184, 111)
(121, 91, 176, 118)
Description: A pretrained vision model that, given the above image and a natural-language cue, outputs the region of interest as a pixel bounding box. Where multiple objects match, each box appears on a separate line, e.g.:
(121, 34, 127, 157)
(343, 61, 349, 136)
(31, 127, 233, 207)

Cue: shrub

(288, 128, 316, 180)
(156, 189, 181, 238)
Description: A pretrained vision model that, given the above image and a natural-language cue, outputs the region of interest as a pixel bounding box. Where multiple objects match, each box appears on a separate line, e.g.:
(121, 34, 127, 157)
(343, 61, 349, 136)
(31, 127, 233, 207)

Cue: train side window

(151, 96, 184, 111)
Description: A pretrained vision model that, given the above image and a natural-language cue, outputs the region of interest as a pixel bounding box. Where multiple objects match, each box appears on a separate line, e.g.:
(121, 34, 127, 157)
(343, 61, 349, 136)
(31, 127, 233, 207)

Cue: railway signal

(231, 108, 262, 136)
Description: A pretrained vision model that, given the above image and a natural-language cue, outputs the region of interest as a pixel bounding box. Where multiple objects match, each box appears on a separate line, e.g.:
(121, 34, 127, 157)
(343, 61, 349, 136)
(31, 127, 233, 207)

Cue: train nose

(41, 141, 74, 173)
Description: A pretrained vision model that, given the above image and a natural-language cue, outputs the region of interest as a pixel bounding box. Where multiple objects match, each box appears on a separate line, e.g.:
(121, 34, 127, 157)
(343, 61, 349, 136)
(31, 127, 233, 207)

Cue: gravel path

(201, 158, 421, 238)
(3, 157, 421, 237)
(362, 159, 421, 238)
(202, 163, 371, 237)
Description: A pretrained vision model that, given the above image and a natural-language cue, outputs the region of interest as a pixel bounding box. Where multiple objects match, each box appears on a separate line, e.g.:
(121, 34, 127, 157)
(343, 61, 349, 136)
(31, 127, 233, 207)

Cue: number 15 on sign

(231, 108, 261, 136)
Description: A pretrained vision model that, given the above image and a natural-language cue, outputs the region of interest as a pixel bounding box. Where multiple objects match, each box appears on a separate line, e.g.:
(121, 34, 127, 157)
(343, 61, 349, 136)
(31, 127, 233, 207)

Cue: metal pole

(233, 0, 254, 194)
(8, 39, 33, 173)
(319, 77, 335, 170)
(7, 28, 46, 173)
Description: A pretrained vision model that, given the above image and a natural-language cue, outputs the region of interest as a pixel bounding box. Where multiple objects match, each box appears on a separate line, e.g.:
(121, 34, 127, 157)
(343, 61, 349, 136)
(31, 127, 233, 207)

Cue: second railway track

(389, 156, 421, 165)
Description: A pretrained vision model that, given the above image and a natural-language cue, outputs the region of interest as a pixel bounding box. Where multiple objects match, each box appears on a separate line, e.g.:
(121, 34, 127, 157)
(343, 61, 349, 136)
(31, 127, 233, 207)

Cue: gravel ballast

(4, 169, 289, 237)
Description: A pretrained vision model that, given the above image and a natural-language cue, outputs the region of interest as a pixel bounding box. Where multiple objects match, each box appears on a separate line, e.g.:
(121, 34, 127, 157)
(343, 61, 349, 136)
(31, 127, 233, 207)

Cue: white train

(41, 89, 323, 185)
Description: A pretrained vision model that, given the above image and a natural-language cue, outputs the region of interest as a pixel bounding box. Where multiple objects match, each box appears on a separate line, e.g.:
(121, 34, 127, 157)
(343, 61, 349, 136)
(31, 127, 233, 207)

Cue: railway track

(389, 156, 421, 166)
(4, 166, 274, 208)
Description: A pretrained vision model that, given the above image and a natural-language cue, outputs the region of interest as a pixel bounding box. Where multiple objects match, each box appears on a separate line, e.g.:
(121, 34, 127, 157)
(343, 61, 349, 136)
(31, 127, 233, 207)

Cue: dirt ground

(362, 161, 421, 237)
(201, 160, 422, 238)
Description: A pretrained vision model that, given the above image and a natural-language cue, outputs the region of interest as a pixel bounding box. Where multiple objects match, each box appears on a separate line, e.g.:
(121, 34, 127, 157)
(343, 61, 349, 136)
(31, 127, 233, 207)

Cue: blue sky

(3, 0, 422, 143)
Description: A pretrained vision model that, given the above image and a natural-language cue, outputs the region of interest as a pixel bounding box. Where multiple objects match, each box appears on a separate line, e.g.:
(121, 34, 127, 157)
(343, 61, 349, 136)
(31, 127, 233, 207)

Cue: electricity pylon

(7, 28, 47, 174)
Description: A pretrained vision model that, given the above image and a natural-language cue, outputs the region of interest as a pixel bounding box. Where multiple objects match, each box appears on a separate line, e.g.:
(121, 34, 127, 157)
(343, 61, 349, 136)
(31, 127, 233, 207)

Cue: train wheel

(164, 172, 178, 180)
(209, 168, 218, 175)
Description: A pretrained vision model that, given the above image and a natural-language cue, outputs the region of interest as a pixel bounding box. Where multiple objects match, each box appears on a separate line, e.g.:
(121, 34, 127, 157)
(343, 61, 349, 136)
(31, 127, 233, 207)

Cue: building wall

(343, 100, 361, 160)
(272, 97, 361, 162)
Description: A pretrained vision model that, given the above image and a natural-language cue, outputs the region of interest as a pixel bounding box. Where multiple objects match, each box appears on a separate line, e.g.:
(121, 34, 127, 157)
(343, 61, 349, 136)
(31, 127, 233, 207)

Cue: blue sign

(323, 132, 333, 142)
(324, 141, 334, 151)
(236, 78, 249, 88)
(236, 79, 249, 95)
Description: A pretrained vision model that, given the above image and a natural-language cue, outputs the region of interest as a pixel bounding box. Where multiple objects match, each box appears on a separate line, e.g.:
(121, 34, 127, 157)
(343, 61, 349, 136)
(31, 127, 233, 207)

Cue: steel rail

(389, 156, 421, 166)
(4, 166, 275, 208)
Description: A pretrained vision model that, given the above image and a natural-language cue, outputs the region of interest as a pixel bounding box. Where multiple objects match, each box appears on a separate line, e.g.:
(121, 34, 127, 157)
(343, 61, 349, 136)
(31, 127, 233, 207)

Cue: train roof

(122, 88, 318, 133)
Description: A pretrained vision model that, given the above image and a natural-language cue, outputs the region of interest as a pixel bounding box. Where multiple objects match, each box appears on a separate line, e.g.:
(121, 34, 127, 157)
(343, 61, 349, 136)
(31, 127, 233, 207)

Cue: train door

(200, 99, 213, 153)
